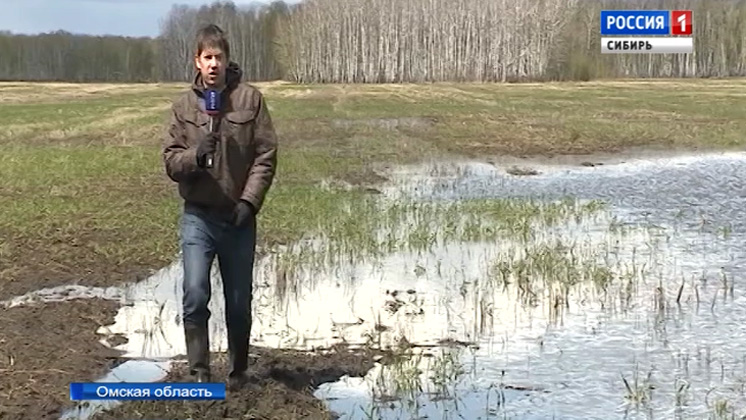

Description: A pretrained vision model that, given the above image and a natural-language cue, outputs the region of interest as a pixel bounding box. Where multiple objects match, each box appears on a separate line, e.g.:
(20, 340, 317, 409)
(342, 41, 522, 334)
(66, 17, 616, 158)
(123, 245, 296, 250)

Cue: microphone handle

(205, 116, 216, 168)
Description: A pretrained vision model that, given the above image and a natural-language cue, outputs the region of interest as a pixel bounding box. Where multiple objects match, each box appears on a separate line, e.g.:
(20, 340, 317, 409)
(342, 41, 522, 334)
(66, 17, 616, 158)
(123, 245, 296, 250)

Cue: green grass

(1, 79, 745, 298)
(269, 195, 608, 283)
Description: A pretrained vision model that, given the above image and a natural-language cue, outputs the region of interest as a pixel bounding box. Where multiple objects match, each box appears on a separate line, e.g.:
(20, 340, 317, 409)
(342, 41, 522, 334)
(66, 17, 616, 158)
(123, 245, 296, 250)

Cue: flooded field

(5, 151, 746, 419)
(314, 152, 746, 420)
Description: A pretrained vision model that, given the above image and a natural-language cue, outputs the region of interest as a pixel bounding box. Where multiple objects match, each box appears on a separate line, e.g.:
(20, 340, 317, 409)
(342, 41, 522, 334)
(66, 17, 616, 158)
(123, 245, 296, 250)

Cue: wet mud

(0, 296, 388, 420)
(0, 241, 163, 302)
(0, 300, 123, 420)
(89, 346, 388, 420)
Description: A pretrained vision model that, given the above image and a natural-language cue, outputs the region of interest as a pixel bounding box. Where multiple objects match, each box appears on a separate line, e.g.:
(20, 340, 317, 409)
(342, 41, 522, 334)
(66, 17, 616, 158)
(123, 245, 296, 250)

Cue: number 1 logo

(672, 10, 693, 35)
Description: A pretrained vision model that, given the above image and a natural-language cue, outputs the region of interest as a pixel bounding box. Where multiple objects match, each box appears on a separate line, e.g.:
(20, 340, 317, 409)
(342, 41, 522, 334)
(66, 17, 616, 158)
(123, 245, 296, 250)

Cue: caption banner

(69, 382, 226, 400)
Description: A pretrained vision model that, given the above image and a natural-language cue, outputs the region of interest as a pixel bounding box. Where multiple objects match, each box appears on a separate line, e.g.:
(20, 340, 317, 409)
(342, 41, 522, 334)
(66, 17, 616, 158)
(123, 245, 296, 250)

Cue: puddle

(1, 285, 125, 309)
(505, 165, 541, 176)
(60, 360, 171, 420)
(6, 150, 744, 419)
(312, 152, 746, 419)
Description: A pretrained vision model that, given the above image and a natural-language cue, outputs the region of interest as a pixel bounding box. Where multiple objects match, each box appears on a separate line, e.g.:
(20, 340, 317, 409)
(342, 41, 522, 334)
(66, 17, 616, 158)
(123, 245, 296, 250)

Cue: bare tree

(4, 0, 746, 83)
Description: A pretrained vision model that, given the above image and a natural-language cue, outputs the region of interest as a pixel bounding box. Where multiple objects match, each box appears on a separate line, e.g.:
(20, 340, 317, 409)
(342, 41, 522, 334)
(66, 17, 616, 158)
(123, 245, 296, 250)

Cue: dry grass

(0, 82, 179, 104)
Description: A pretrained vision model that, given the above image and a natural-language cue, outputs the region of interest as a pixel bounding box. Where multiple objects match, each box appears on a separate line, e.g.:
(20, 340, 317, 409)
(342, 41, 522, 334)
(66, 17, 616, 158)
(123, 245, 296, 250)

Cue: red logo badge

(671, 10, 692, 35)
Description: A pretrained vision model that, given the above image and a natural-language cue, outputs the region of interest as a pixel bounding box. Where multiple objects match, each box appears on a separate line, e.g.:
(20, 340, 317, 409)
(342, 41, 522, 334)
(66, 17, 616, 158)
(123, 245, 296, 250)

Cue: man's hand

(232, 200, 255, 227)
(196, 133, 218, 168)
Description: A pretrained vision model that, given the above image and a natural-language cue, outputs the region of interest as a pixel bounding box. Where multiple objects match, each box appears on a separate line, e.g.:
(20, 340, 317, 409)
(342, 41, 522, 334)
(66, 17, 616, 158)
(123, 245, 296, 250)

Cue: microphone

(204, 89, 221, 168)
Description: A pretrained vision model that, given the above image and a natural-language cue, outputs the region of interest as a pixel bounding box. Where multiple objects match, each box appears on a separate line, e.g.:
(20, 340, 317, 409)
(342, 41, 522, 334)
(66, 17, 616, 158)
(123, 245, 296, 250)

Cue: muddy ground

(0, 297, 389, 420)
(0, 300, 123, 420)
(0, 179, 176, 303)
(91, 345, 388, 420)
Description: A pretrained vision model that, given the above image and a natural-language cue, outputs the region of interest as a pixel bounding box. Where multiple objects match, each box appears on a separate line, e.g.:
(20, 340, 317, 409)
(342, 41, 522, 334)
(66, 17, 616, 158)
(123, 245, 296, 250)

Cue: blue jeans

(179, 202, 256, 375)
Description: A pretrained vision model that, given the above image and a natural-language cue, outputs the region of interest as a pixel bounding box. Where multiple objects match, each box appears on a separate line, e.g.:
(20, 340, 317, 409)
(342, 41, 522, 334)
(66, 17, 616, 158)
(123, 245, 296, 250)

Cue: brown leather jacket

(163, 62, 277, 216)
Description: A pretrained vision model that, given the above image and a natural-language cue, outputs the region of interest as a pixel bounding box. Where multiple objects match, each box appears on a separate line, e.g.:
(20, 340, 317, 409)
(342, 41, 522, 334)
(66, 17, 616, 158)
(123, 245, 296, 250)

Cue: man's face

(195, 47, 226, 88)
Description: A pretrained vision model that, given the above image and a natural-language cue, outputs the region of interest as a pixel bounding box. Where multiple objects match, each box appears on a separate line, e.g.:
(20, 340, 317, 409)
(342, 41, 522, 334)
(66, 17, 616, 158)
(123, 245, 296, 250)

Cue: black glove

(196, 133, 218, 168)
(232, 200, 255, 227)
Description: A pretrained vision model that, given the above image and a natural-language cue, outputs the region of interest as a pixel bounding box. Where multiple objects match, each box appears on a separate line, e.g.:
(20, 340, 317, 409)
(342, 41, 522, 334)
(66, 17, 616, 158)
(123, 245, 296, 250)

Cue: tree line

(1, 0, 745, 83)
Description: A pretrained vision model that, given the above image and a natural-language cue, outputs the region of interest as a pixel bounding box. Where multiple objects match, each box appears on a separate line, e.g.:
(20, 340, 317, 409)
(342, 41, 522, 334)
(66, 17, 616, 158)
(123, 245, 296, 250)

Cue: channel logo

(601, 10, 692, 36)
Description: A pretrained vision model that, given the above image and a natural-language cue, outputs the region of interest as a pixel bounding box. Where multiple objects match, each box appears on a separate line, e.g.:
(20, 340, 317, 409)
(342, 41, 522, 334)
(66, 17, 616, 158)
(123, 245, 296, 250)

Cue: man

(162, 23, 277, 390)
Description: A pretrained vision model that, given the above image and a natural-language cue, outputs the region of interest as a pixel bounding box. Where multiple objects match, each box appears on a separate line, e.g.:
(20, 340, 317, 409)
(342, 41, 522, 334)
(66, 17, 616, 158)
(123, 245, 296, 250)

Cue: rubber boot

(226, 329, 250, 391)
(226, 325, 260, 391)
(184, 324, 211, 383)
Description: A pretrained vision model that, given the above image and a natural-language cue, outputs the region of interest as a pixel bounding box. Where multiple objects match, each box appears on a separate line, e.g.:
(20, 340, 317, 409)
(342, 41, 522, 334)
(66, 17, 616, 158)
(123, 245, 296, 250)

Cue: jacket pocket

(183, 110, 210, 128)
(224, 110, 256, 145)
(182, 110, 210, 146)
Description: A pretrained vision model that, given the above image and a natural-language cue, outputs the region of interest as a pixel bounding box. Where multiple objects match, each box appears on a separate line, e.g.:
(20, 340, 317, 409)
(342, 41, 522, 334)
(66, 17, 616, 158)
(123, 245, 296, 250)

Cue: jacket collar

(191, 61, 243, 97)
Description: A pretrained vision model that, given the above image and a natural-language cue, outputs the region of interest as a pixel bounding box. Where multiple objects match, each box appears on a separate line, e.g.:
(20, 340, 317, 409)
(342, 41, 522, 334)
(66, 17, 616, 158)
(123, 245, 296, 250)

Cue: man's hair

(195, 24, 230, 60)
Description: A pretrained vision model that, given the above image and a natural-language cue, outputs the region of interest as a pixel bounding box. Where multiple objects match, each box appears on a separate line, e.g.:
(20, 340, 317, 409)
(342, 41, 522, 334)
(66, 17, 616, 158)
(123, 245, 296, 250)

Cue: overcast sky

(1, 0, 293, 38)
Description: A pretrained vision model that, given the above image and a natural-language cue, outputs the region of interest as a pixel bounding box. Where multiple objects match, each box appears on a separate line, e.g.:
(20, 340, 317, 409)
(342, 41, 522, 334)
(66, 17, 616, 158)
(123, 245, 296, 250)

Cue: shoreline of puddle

(4, 150, 746, 419)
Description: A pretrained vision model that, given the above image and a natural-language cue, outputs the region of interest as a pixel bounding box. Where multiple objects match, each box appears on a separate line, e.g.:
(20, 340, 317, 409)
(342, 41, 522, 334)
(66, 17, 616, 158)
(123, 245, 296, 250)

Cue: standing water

(311, 152, 746, 419)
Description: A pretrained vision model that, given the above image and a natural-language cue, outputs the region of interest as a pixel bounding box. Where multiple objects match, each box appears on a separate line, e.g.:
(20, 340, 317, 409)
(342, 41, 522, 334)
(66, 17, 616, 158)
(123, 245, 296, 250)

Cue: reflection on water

(1, 285, 124, 309)
(316, 152, 746, 419)
(59, 360, 170, 420)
